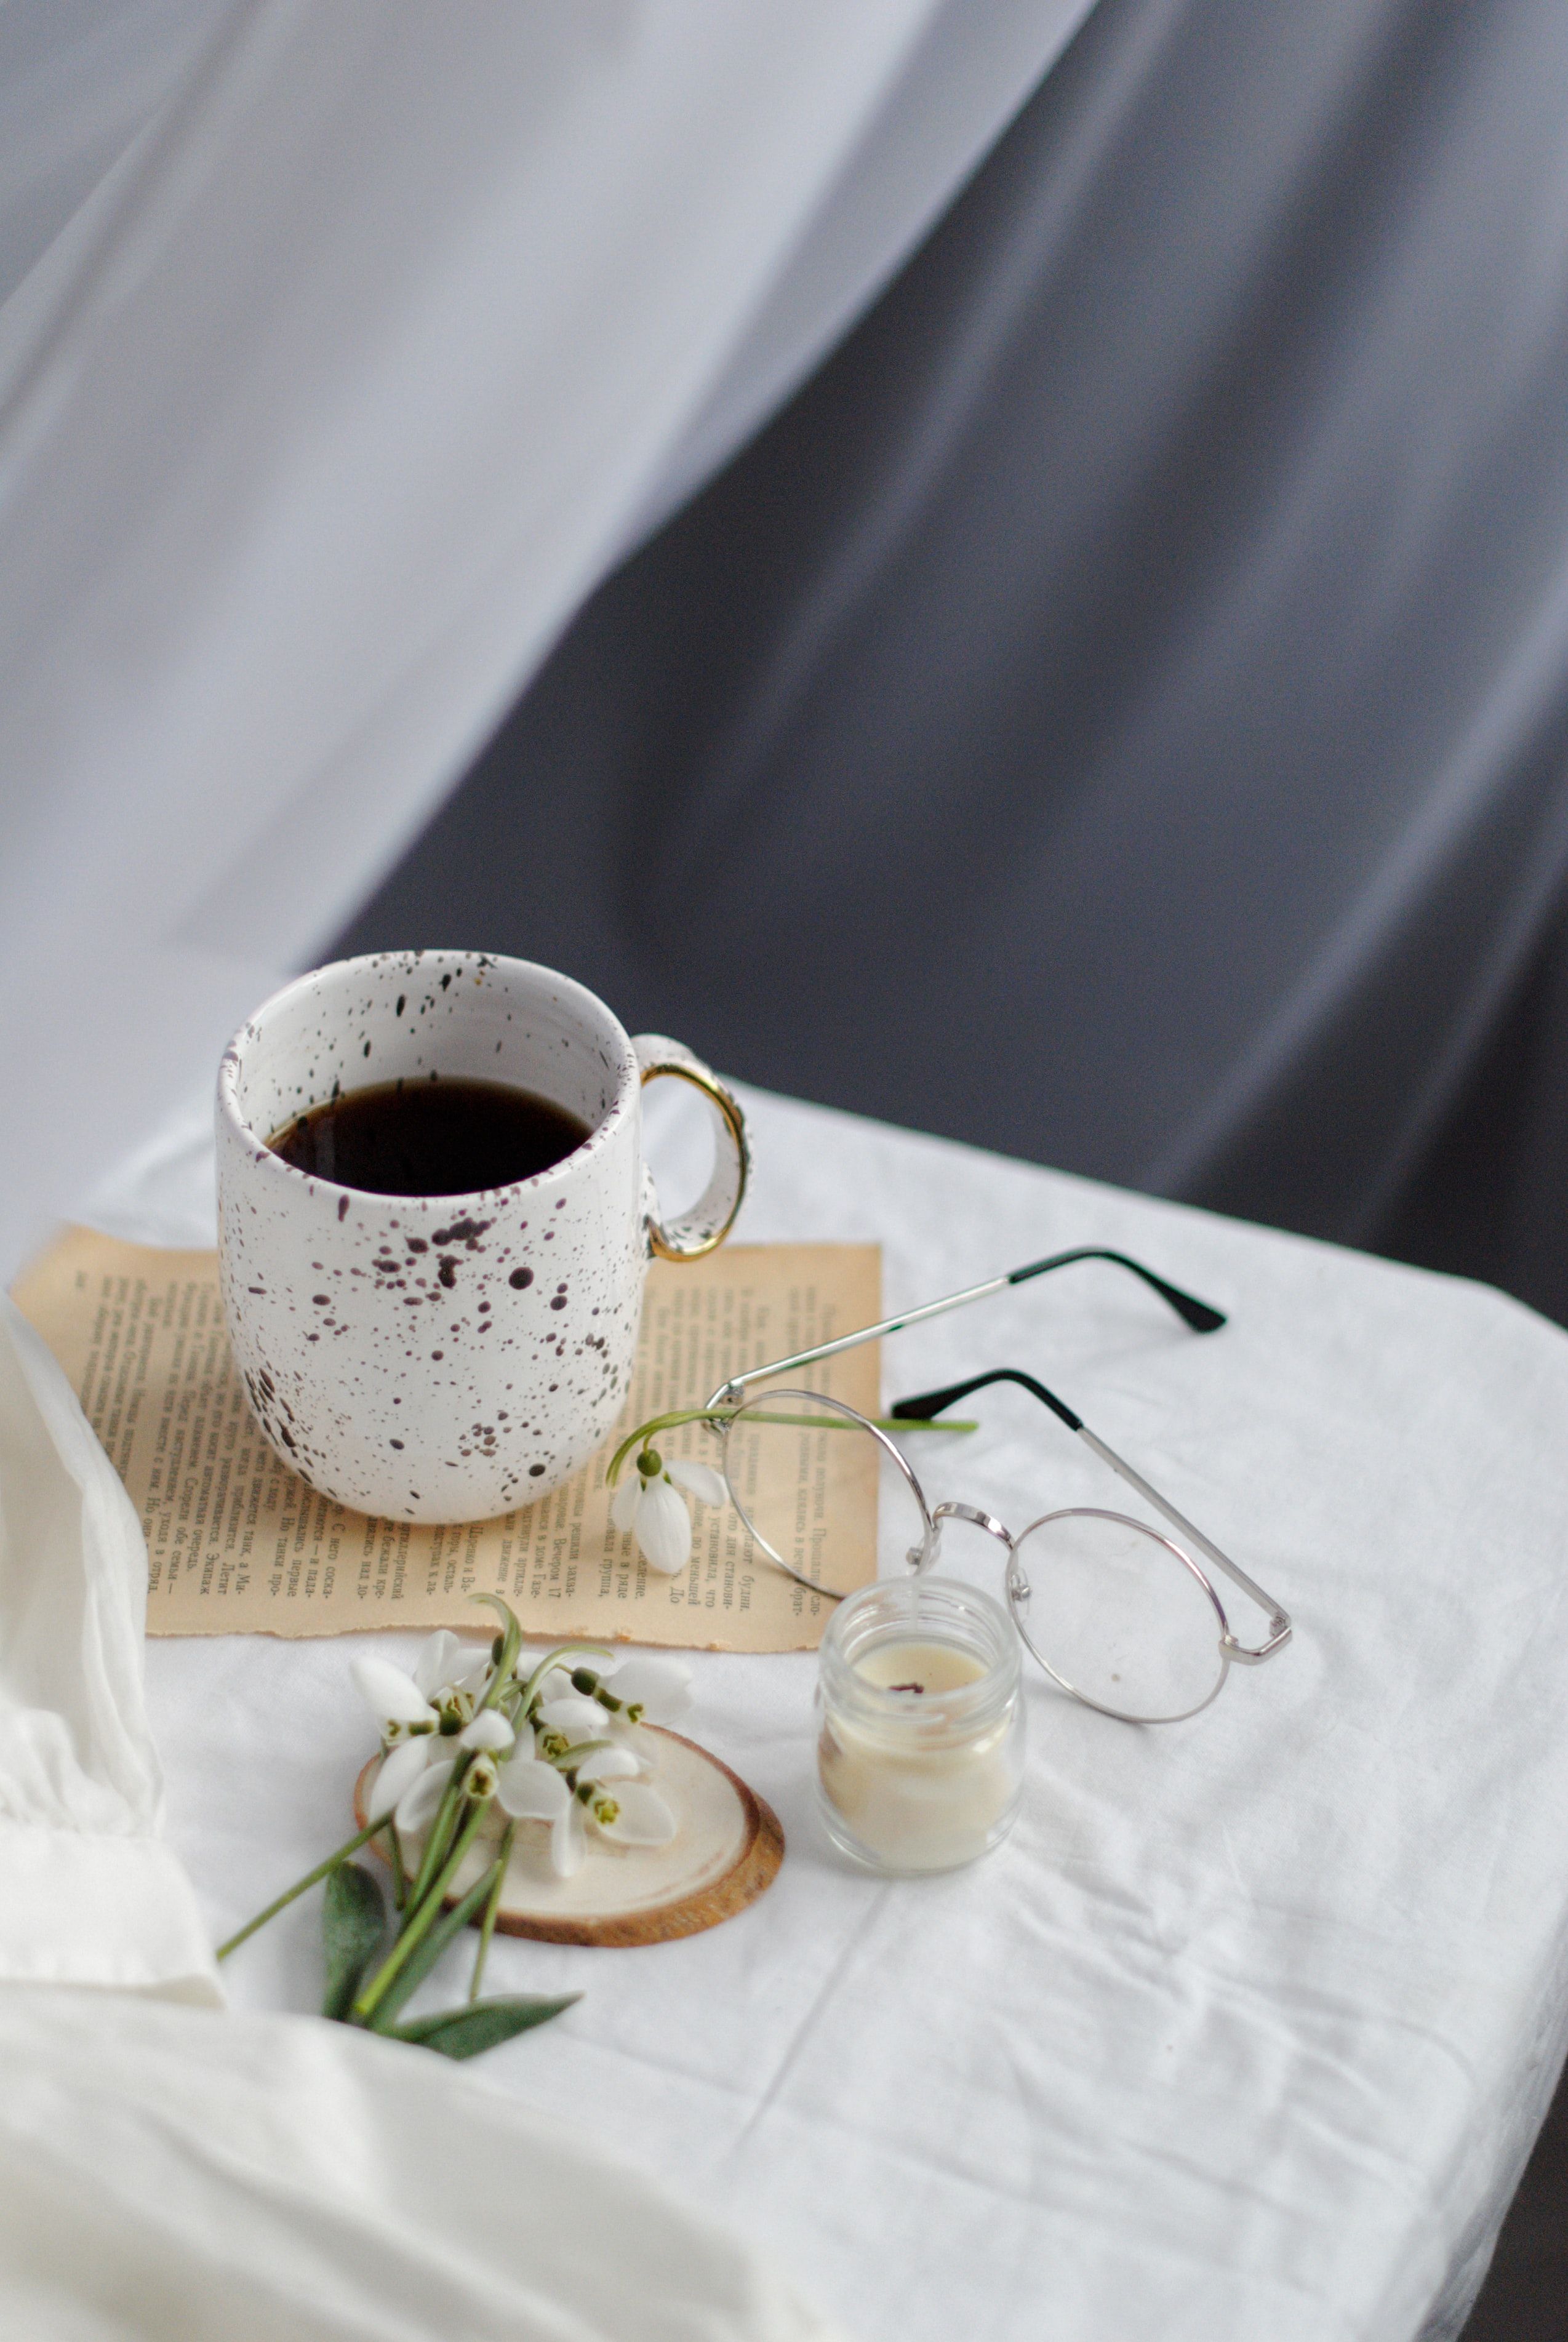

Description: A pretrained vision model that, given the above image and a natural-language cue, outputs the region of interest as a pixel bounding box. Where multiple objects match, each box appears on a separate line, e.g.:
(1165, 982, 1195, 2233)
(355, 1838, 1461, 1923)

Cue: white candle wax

(854, 1639, 987, 1695)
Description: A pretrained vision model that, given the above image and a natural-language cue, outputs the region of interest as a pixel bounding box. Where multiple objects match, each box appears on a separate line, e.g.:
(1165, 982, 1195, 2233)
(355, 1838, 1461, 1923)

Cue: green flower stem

(872, 1416, 976, 1433)
(353, 1797, 490, 2023)
(606, 1410, 726, 1484)
(606, 1407, 975, 1485)
(470, 1823, 515, 2003)
(468, 1594, 521, 1711)
(216, 1816, 385, 1961)
(369, 1858, 502, 2035)
(516, 1641, 612, 1713)
(407, 1756, 474, 1910)
(388, 1823, 409, 1912)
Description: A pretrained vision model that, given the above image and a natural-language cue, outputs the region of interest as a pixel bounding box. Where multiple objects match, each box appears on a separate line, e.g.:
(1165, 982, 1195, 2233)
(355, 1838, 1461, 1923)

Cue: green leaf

(364, 1860, 499, 2033)
(321, 1861, 386, 2021)
(388, 1994, 580, 2060)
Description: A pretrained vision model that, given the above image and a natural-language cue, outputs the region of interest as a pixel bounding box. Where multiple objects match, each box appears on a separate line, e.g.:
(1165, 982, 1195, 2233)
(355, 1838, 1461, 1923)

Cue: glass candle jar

(815, 1577, 1025, 1875)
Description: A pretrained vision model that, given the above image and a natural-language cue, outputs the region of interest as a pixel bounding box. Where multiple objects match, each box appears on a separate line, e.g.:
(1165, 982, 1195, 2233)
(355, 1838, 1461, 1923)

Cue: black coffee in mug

(268, 1076, 591, 1197)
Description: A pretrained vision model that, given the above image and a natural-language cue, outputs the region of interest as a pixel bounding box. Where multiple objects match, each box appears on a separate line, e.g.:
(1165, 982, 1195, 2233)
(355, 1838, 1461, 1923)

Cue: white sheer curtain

(0, 0, 1090, 1284)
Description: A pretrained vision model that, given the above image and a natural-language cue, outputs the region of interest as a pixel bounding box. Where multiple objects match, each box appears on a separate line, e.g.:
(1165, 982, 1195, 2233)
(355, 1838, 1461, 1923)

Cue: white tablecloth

(93, 1085, 1568, 2341)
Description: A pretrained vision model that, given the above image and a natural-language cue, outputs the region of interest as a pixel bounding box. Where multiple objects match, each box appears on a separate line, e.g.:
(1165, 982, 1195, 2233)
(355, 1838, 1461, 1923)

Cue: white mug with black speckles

(216, 951, 748, 1522)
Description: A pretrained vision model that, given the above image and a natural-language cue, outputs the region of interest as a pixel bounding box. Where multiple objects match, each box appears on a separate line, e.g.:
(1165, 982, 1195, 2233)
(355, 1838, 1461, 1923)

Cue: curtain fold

(340, 0, 1568, 1322)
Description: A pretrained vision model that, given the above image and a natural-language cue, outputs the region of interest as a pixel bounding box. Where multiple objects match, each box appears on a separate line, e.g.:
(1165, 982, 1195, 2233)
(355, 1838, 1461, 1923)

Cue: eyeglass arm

(1009, 1250, 1225, 1333)
(891, 1367, 1292, 1664)
(708, 1249, 1225, 1407)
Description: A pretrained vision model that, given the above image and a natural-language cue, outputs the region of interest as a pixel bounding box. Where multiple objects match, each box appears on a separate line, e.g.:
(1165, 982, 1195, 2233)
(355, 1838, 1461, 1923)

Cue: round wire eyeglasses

(698, 1249, 1292, 1727)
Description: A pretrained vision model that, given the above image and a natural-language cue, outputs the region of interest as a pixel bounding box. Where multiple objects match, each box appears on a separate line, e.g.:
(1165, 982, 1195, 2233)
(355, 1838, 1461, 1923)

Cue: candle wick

(890, 1681, 926, 1694)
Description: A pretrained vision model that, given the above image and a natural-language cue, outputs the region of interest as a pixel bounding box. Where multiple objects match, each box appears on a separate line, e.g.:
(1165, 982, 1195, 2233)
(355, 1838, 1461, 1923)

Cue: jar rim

(820, 1575, 1020, 1732)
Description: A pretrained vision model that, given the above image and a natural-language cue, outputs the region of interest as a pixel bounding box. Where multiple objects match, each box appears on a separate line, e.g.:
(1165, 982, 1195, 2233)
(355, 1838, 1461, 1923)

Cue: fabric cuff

(0, 1821, 223, 2005)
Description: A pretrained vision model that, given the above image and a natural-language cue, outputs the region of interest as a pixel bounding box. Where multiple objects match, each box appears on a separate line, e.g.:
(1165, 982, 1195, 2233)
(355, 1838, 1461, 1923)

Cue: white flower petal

(411, 1629, 463, 1700)
(634, 1477, 692, 1575)
(573, 1745, 643, 1785)
(367, 1737, 434, 1821)
(590, 1781, 678, 1847)
(394, 1754, 457, 1838)
(610, 1474, 641, 1533)
(551, 1798, 586, 1877)
(538, 1694, 608, 1740)
(458, 1709, 515, 1753)
(351, 1655, 436, 1729)
(495, 1753, 569, 1822)
(530, 1665, 577, 1703)
(611, 1657, 694, 1720)
(666, 1458, 727, 1509)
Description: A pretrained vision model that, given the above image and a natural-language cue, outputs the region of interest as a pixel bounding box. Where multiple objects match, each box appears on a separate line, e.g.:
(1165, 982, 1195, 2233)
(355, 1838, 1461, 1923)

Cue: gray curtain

(337, 0, 1568, 1326)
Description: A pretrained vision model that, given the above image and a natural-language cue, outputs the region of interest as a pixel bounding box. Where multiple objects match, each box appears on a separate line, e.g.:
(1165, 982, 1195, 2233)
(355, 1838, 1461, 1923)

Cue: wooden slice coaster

(353, 1725, 783, 1947)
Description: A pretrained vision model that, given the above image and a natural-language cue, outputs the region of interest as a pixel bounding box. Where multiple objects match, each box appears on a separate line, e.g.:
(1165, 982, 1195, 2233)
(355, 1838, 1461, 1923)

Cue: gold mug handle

(633, 1036, 750, 1261)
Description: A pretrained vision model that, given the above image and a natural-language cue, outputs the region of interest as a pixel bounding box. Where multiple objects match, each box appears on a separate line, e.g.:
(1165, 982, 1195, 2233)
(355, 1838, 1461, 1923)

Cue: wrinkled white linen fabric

(0, 1288, 844, 2341)
(0, 1989, 838, 2342)
(0, 1292, 217, 1999)
(0, 0, 1091, 1285)
(88, 1081, 1568, 2342)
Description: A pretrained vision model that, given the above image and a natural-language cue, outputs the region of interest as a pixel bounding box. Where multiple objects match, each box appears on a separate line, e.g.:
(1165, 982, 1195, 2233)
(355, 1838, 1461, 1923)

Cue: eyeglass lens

(722, 1391, 929, 1598)
(1008, 1511, 1228, 1722)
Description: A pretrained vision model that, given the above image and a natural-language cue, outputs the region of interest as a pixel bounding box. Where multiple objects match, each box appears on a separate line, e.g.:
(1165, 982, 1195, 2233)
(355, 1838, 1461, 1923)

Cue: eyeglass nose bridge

(929, 1501, 1035, 1609)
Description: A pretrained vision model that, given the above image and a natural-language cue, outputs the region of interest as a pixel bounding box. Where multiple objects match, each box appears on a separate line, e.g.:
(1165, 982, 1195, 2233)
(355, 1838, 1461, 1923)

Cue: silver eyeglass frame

(708, 1388, 1269, 1725)
(702, 1247, 1293, 1726)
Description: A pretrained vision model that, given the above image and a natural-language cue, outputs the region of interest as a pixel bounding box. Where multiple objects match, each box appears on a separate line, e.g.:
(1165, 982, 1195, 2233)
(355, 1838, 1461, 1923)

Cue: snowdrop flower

(572, 1745, 644, 1786)
(382, 1740, 503, 1842)
(526, 1765, 676, 1869)
(410, 1630, 466, 1698)
(601, 1655, 694, 1725)
(366, 1735, 439, 1822)
(495, 1749, 570, 1822)
(495, 1746, 581, 1877)
(458, 1709, 514, 1754)
(366, 1685, 511, 1831)
(527, 1665, 576, 1703)
(536, 1693, 611, 1744)
(351, 1654, 437, 1743)
(609, 1447, 727, 1575)
(584, 1779, 677, 1848)
(351, 1631, 489, 1744)
(385, 1752, 458, 1836)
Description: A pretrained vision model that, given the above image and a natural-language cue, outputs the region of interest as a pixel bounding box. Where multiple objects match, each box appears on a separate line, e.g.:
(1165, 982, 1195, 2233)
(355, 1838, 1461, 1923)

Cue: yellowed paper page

(14, 1228, 881, 1649)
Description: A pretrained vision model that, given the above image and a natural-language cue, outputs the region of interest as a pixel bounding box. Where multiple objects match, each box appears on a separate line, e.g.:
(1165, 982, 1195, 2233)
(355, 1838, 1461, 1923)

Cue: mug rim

(217, 949, 640, 1212)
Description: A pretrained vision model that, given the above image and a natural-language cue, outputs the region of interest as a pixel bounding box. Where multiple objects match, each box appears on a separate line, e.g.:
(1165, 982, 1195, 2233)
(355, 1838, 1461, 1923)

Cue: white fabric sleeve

(0, 1986, 846, 2342)
(0, 1289, 846, 2339)
(0, 1292, 221, 2001)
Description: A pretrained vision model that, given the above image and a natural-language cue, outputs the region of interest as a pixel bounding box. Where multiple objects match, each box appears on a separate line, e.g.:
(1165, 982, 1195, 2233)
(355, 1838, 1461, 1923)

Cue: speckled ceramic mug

(216, 951, 748, 1522)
